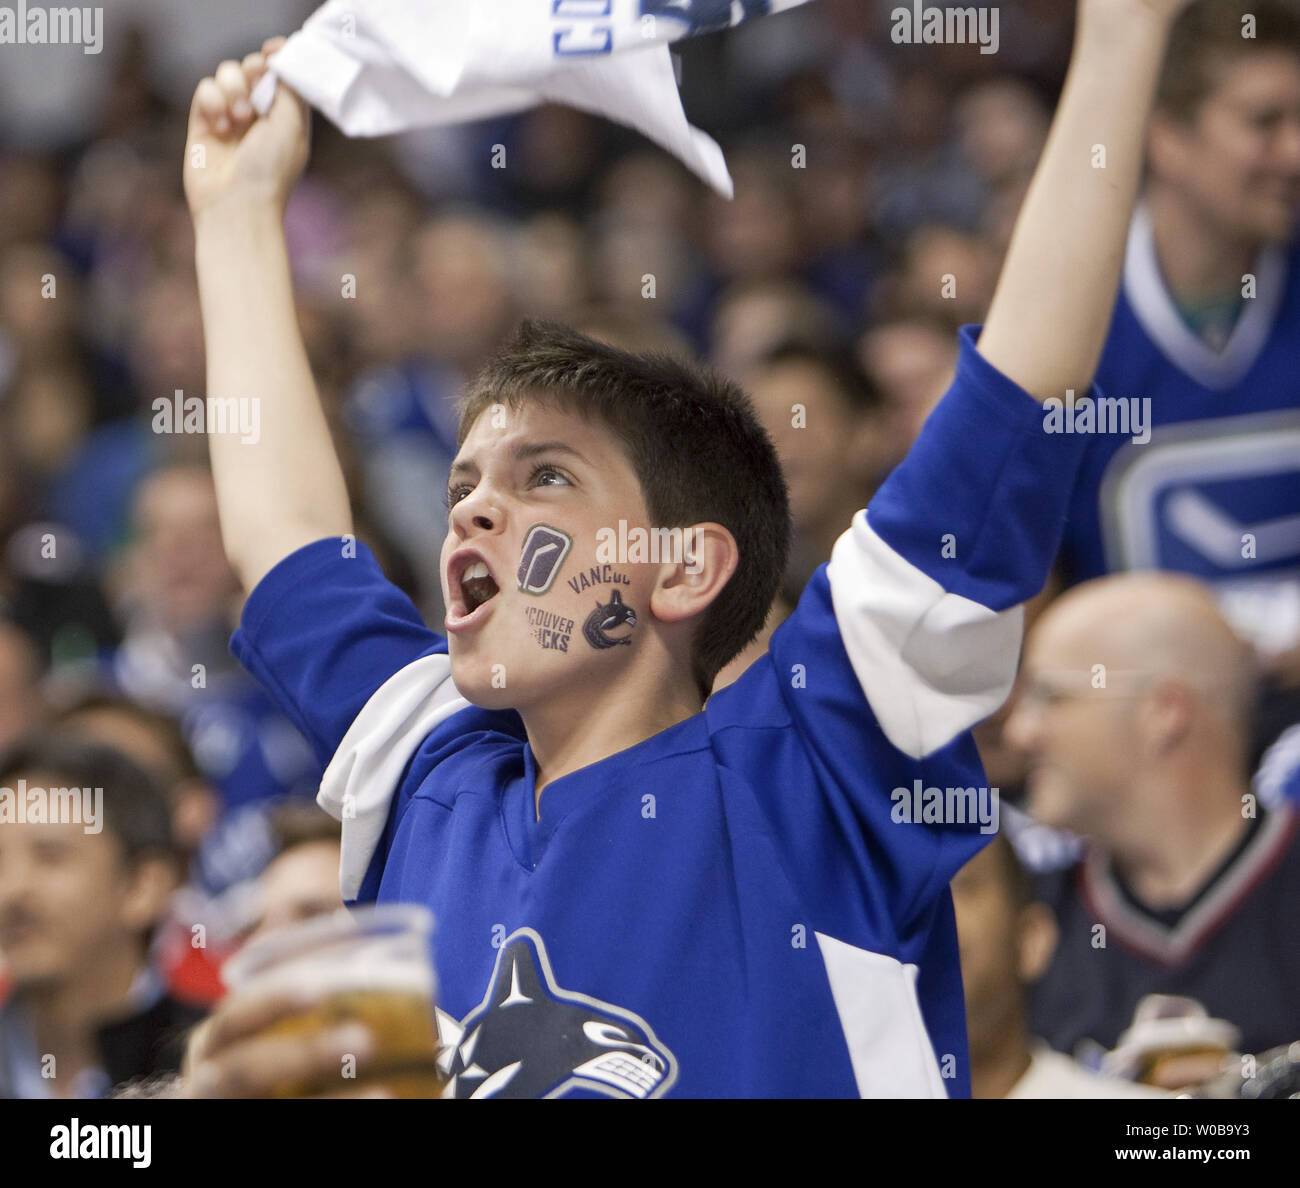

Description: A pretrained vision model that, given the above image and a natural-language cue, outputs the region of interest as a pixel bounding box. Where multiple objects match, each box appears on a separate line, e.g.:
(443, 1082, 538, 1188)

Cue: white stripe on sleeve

(827, 512, 1023, 760)
(317, 653, 468, 900)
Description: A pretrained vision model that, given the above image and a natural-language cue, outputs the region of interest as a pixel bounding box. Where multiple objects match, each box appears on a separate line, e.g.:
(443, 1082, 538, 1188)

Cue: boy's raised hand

(184, 37, 310, 217)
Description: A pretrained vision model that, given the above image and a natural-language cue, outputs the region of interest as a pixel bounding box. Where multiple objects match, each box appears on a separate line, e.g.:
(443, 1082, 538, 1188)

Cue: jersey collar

(1122, 203, 1288, 391)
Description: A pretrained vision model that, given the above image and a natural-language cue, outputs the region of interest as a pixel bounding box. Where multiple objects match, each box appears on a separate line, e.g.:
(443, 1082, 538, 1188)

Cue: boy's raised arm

(184, 41, 353, 592)
(976, 0, 1190, 402)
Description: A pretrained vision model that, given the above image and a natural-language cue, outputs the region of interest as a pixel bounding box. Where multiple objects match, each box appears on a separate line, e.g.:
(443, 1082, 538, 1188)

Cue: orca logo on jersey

(583, 589, 637, 649)
(435, 928, 678, 1098)
(517, 524, 572, 595)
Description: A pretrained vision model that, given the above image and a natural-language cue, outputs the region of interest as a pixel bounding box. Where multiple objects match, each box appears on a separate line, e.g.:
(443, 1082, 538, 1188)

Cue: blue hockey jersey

(1060, 205, 1300, 656)
(230, 327, 1090, 1098)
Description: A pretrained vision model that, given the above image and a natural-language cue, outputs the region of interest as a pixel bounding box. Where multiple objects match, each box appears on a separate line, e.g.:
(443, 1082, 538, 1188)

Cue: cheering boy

(183, 1, 1190, 1098)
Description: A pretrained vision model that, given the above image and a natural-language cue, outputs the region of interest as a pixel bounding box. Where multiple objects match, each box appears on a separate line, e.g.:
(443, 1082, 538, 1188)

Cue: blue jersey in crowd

(231, 329, 1089, 1098)
(1060, 205, 1300, 656)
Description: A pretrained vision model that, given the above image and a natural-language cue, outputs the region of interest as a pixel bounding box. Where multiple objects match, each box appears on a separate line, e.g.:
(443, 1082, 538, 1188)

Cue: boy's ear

(649, 523, 738, 625)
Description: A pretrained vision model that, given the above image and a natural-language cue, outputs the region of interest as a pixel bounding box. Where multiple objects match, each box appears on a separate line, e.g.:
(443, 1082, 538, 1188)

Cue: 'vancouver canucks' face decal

(583, 589, 637, 649)
(435, 929, 678, 1098)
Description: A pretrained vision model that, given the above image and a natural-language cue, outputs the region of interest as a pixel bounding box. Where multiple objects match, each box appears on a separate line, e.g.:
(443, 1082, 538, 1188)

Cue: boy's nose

(450, 488, 504, 537)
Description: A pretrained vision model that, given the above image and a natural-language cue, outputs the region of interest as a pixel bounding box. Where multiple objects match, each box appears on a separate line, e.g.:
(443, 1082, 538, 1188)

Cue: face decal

(583, 589, 638, 649)
(524, 607, 574, 652)
(517, 524, 573, 595)
(565, 564, 631, 595)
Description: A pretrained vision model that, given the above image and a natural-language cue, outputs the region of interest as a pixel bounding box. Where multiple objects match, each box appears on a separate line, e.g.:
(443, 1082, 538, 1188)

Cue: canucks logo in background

(435, 929, 678, 1098)
(1100, 411, 1300, 652)
(517, 525, 572, 594)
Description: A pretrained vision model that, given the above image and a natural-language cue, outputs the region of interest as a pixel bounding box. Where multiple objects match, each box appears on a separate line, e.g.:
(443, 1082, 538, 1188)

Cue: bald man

(1005, 572, 1300, 1069)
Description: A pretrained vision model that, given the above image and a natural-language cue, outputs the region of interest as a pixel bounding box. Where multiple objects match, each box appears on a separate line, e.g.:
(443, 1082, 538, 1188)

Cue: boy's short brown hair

(459, 319, 791, 698)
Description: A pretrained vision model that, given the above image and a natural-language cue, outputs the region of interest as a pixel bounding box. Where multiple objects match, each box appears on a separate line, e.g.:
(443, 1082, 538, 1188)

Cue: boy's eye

(530, 464, 571, 488)
(446, 464, 571, 510)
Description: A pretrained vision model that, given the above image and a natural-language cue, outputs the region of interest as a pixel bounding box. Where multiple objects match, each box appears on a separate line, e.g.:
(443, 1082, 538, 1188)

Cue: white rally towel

(251, 0, 815, 199)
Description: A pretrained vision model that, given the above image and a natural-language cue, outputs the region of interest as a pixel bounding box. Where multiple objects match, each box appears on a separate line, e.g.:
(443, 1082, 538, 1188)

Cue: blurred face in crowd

(132, 272, 206, 401)
(441, 401, 702, 712)
(704, 159, 801, 284)
(593, 219, 691, 310)
(597, 151, 694, 235)
(1002, 609, 1141, 840)
(1006, 574, 1250, 844)
(413, 216, 515, 371)
(517, 213, 589, 319)
(8, 365, 94, 476)
(956, 80, 1049, 188)
(896, 228, 998, 327)
(1150, 49, 1300, 245)
(710, 285, 837, 384)
(0, 244, 75, 350)
(859, 321, 958, 461)
(130, 466, 239, 635)
(0, 771, 168, 989)
(242, 840, 342, 948)
(0, 158, 61, 250)
(0, 626, 42, 751)
(60, 705, 219, 857)
(746, 357, 882, 539)
(951, 840, 1055, 1059)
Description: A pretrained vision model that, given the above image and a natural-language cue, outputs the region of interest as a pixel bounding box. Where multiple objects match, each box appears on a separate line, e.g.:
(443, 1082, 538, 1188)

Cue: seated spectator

(707, 277, 844, 386)
(147, 803, 343, 1013)
(858, 316, 959, 467)
(0, 734, 205, 1097)
(877, 224, 1000, 332)
(238, 804, 343, 949)
(1055, 0, 1300, 759)
(108, 462, 321, 810)
(1006, 572, 1300, 1065)
(714, 336, 887, 690)
(53, 692, 218, 863)
(952, 835, 1163, 1098)
(744, 336, 889, 594)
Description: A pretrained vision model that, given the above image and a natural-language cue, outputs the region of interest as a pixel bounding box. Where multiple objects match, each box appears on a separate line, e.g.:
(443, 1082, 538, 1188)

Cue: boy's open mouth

(447, 551, 501, 630)
(461, 561, 499, 613)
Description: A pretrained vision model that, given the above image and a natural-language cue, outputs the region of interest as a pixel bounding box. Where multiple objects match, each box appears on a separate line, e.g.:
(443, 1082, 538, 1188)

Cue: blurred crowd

(1, 0, 1298, 1099)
